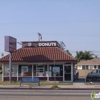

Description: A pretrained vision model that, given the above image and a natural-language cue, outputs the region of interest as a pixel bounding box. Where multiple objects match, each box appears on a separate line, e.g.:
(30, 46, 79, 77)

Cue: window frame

(49, 65, 63, 77)
(94, 65, 96, 69)
(36, 65, 45, 77)
(82, 65, 85, 70)
(86, 65, 89, 70)
(4, 64, 17, 77)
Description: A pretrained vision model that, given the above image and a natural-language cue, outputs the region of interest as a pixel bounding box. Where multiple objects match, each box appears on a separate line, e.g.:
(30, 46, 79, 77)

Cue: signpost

(5, 36, 17, 83)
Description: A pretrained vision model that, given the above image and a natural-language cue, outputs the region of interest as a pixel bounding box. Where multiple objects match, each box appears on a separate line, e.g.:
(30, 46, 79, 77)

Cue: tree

(83, 51, 94, 60)
(1, 53, 4, 58)
(75, 51, 95, 62)
(95, 55, 98, 58)
(1, 53, 4, 57)
(65, 50, 72, 56)
(75, 51, 84, 62)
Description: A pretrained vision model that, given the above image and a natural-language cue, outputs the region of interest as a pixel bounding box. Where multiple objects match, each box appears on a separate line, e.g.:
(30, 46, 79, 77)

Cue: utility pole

(9, 42, 22, 83)
(9, 53, 12, 83)
(54, 58, 56, 85)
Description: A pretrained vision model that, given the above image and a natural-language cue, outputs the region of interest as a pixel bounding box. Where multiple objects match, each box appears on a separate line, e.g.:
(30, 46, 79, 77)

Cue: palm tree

(1, 53, 4, 57)
(83, 51, 94, 60)
(75, 51, 94, 62)
(75, 51, 84, 62)
(65, 50, 72, 56)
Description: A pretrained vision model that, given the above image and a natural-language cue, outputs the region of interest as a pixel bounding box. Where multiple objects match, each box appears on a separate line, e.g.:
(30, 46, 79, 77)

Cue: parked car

(86, 69, 100, 81)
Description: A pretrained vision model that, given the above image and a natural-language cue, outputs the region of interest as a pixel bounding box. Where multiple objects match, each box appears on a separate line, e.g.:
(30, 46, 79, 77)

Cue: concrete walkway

(0, 83, 100, 89)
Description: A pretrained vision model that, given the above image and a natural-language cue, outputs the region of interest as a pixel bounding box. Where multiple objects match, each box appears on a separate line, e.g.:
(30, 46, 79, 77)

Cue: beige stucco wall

(77, 69, 92, 78)
(77, 65, 99, 78)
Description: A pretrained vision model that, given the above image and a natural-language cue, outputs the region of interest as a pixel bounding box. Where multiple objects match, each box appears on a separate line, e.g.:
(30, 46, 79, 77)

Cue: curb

(0, 88, 100, 90)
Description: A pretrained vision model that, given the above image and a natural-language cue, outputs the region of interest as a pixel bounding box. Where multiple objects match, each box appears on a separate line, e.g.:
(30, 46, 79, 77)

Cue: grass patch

(0, 79, 73, 85)
(51, 85, 60, 89)
(40, 81, 73, 85)
(85, 82, 100, 85)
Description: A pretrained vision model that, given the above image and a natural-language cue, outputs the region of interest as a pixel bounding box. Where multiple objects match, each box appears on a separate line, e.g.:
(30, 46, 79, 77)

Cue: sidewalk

(0, 83, 100, 89)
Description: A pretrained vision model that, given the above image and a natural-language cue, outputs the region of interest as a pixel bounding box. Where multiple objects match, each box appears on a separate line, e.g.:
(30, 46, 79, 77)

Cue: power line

(0, 35, 100, 39)
(0, 21, 100, 24)
(0, 31, 100, 36)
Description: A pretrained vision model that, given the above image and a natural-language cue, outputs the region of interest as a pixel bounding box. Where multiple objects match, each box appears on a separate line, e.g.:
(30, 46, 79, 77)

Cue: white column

(17, 65, 18, 81)
(71, 63, 73, 82)
(47, 64, 49, 81)
(63, 64, 64, 81)
(2, 64, 4, 82)
(32, 64, 33, 79)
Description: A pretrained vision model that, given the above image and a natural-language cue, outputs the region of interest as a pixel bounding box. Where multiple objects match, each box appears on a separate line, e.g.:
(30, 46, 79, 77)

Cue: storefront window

(49, 65, 63, 77)
(53, 66, 60, 76)
(21, 66, 28, 76)
(18, 65, 32, 76)
(36, 65, 46, 76)
(4, 64, 17, 77)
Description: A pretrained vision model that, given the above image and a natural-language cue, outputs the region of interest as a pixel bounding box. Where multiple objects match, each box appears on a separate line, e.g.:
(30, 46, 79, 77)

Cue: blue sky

(0, 0, 100, 57)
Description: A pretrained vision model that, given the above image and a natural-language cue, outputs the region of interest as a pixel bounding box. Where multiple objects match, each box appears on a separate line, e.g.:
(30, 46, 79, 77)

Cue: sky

(0, 0, 100, 57)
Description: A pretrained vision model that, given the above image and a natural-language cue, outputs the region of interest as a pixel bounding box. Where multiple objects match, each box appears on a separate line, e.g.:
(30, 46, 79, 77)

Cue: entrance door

(64, 65, 71, 81)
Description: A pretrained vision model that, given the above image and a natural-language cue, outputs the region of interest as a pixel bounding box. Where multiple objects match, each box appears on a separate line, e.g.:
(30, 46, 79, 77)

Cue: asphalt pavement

(0, 96, 93, 100)
(0, 89, 99, 100)
(0, 89, 99, 96)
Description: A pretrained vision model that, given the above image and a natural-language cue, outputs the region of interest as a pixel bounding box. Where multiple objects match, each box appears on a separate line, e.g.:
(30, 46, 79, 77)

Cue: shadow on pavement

(74, 78, 85, 83)
(74, 78, 100, 83)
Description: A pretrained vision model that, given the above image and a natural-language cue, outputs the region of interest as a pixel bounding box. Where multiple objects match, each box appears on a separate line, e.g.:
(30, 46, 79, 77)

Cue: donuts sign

(38, 42, 57, 47)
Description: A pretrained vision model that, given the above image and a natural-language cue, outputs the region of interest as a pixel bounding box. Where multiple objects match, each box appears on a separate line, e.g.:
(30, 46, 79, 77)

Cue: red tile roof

(0, 47, 76, 63)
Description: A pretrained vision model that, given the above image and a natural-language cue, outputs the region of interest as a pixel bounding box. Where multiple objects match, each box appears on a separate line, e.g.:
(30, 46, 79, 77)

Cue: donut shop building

(0, 41, 76, 82)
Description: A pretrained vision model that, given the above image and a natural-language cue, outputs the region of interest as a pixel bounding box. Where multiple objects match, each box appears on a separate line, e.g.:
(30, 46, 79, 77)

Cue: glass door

(64, 65, 71, 81)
